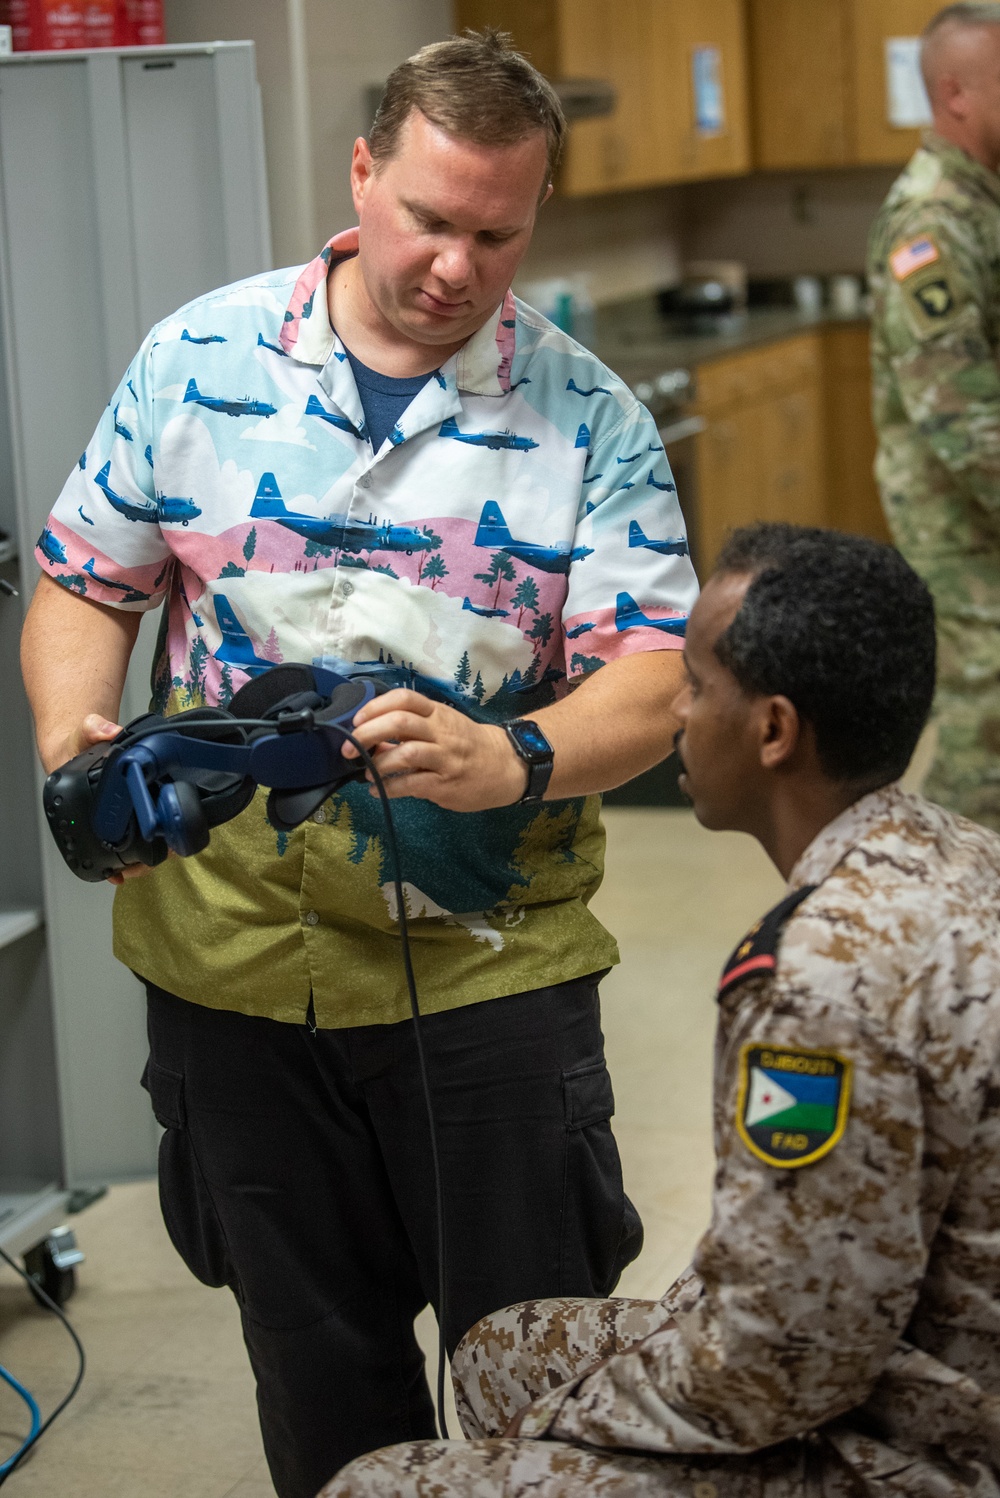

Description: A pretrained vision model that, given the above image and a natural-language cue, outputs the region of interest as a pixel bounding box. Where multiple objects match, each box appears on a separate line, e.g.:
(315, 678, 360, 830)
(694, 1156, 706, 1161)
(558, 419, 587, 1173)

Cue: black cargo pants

(141, 973, 643, 1498)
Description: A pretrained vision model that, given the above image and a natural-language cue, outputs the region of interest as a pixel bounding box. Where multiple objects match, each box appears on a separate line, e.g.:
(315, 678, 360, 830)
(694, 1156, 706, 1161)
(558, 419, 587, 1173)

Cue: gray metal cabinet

(0, 42, 271, 1255)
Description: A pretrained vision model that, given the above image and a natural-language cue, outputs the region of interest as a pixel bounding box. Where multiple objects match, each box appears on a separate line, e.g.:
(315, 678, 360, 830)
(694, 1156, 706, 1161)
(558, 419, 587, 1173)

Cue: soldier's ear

(758, 695, 800, 771)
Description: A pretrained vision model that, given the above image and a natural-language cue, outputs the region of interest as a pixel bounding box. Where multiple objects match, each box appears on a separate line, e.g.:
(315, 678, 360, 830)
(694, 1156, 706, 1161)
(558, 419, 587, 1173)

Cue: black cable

(112, 705, 454, 1436)
(0, 1242, 86, 1484)
(338, 727, 451, 1442)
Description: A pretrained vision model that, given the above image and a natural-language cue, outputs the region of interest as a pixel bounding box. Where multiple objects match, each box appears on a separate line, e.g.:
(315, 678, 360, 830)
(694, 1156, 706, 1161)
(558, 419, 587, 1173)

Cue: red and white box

(113, 0, 163, 46)
(0, 0, 162, 48)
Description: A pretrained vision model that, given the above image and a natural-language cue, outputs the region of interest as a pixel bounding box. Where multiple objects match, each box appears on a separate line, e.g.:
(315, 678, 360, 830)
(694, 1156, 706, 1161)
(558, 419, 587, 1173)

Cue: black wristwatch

(504, 719, 554, 803)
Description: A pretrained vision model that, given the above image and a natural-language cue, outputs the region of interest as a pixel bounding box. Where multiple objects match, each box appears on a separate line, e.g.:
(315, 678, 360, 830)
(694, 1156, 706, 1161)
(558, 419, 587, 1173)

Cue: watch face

(511, 721, 552, 760)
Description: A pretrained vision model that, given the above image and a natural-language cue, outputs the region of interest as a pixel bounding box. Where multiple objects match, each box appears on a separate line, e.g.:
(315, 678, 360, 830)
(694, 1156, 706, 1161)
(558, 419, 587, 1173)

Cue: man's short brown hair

(369, 29, 566, 191)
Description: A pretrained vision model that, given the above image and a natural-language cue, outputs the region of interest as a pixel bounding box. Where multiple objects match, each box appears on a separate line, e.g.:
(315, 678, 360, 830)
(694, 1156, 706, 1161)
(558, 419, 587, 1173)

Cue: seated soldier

(324, 521, 1000, 1498)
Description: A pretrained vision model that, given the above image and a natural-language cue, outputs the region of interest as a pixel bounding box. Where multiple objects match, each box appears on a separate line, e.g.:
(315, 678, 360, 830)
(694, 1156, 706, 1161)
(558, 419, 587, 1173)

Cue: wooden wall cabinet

(749, 0, 943, 171)
(455, 0, 750, 194)
(693, 326, 889, 573)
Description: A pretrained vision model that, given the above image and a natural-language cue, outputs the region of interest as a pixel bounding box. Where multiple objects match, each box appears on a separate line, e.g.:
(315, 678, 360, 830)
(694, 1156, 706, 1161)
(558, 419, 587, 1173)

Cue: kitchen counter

(594, 300, 869, 386)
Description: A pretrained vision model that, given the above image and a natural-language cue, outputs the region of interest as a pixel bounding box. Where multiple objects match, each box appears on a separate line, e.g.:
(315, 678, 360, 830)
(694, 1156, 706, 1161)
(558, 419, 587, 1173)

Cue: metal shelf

(0, 907, 43, 952)
(0, 1186, 72, 1259)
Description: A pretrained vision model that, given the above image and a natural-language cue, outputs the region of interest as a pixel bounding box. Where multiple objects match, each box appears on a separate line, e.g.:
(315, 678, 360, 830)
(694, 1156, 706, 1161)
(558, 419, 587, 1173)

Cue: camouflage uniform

(868, 132, 1000, 830)
(324, 786, 1000, 1497)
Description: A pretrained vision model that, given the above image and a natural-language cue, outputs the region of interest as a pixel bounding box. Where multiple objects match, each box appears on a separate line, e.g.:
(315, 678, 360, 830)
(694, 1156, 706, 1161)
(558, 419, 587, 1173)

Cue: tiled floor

(0, 808, 785, 1495)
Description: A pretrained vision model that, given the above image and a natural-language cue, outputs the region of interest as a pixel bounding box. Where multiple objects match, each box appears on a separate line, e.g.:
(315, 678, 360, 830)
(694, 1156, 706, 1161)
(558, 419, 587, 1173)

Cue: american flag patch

(890, 236, 940, 280)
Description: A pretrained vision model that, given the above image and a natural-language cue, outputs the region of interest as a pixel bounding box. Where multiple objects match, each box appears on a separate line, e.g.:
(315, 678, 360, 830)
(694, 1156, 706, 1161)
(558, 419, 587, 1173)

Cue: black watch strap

(504, 720, 554, 803)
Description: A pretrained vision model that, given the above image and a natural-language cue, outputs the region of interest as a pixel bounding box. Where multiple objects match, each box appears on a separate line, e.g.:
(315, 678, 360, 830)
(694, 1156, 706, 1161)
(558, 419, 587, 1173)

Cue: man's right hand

(47, 711, 123, 776)
(53, 713, 164, 886)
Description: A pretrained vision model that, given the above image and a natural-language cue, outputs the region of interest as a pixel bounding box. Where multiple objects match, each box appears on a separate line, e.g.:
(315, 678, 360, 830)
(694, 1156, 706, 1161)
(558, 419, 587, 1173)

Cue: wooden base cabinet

(694, 332, 825, 572)
(693, 325, 890, 576)
(822, 326, 891, 543)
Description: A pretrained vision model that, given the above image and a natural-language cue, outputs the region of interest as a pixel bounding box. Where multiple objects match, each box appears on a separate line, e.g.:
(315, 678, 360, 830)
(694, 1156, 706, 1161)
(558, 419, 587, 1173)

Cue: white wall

(514, 184, 685, 307)
(164, 0, 452, 267)
(681, 165, 899, 279)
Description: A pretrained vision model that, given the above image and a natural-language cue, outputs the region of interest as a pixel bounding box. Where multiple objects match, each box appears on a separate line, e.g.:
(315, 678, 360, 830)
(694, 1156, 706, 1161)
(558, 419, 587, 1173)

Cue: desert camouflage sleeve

(515, 962, 934, 1453)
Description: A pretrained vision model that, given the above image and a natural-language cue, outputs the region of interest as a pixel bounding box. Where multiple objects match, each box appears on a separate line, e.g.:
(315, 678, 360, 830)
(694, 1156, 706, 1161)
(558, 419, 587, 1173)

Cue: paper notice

(885, 37, 932, 128)
(692, 47, 725, 136)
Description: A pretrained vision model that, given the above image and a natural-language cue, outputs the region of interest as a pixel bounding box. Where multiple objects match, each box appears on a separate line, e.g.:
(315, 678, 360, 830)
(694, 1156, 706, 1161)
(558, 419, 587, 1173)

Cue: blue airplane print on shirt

(250, 473, 433, 555)
(567, 378, 611, 397)
(83, 557, 150, 604)
(616, 452, 643, 465)
(575, 424, 590, 449)
(214, 594, 274, 677)
(113, 404, 133, 442)
(257, 332, 288, 357)
(39, 527, 68, 565)
(615, 592, 687, 635)
(78, 452, 87, 470)
(183, 378, 277, 419)
(566, 621, 595, 638)
(628, 520, 690, 557)
(144, 444, 153, 468)
(94, 461, 159, 523)
(78, 506, 94, 526)
(463, 596, 510, 619)
(646, 472, 676, 492)
(156, 493, 202, 526)
(474, 501, 593, 574)
(438, 416, 538, 452)
(182, 329, 227, 345)
(303, 394, 367, 442)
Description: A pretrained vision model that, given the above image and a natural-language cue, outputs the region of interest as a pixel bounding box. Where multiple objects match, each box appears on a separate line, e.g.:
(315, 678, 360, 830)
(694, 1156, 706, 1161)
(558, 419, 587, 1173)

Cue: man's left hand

(342, 689, 528, 811)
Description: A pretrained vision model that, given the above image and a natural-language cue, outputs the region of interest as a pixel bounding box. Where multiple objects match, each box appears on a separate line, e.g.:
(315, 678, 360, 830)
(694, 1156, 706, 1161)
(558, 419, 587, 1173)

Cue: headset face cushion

(228, 666, 321, 719)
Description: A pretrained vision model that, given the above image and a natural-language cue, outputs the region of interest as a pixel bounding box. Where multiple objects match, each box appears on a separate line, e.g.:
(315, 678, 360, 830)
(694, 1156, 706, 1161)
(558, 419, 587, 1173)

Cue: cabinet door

(651, 0, 751, 182)
(757, 383, 826, 527)
(695, 403, 763, 572)
(748, 0, 851, 168)
(556, 0, 663, 194)
(851, 0, 941, 164)
(822, 326, 891, 541)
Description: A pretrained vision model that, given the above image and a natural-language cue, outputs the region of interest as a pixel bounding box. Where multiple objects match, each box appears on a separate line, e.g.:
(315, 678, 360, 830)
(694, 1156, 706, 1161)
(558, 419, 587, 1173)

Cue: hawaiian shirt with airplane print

(38, 232, 699, 1028)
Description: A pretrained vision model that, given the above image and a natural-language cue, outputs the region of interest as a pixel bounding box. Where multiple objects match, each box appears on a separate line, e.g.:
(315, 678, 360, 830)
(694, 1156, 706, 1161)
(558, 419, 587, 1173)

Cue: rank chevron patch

(736, 1043, 852, 1169)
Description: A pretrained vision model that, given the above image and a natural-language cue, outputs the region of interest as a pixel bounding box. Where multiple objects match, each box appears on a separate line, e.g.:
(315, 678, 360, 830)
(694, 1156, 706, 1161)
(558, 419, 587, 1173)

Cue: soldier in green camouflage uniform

(323, 527, 1000, 1498)
(868, 15, 1000, 831)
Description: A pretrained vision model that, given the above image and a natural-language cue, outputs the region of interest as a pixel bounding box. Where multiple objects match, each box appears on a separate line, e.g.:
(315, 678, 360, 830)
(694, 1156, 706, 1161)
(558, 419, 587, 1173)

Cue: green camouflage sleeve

(878, 213, 1000, 535)
(516, 953, 934, 1453)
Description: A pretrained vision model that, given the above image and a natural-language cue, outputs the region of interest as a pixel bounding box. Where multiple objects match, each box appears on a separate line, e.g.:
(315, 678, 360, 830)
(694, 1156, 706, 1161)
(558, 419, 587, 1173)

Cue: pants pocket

(560, 1061, 643, 1297)
(141, 1057, 236, 1293)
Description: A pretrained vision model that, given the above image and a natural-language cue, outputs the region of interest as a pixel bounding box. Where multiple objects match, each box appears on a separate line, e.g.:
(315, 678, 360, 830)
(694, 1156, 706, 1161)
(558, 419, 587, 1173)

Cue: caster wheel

(23, 1227, 83, 1308)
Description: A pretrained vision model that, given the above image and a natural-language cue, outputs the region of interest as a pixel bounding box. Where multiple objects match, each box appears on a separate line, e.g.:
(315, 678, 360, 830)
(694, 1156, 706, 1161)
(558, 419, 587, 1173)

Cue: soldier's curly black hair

(713, 523, 937, 788)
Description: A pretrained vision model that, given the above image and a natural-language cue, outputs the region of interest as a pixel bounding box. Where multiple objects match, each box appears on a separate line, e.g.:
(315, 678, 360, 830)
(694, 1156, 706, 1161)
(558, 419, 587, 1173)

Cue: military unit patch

(736, 1043, 852, 1168)
(912, 279, 954, 318)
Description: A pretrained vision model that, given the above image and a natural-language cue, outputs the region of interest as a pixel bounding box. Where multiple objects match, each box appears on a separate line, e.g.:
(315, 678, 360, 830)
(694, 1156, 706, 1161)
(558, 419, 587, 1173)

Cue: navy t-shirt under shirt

(342, 346, 432, 453)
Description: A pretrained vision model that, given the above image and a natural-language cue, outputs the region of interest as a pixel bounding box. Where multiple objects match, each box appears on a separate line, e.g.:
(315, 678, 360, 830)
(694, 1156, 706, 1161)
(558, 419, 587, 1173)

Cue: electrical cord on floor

(0, 1241, 86, 1484)
(340, 727, 451, 1441)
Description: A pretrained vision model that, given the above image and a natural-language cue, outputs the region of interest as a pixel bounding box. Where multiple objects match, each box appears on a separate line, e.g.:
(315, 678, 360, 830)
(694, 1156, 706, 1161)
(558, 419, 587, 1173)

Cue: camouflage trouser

(321, 1275, 805, 1498)
(925, 681, 1000, 833)
(910, 609, 1000, 833)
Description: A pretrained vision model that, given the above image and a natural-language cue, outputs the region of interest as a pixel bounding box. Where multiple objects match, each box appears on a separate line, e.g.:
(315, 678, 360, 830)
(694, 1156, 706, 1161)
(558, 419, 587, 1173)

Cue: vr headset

(43, 664, 387, 882)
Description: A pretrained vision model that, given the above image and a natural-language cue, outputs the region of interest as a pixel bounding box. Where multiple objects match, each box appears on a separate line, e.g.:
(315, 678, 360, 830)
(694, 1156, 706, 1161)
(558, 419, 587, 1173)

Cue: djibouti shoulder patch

(736, 1043, 851, 1169)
